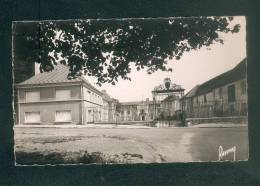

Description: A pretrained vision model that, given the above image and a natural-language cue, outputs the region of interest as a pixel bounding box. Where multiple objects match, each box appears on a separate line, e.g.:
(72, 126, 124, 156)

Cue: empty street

(14, 126, 248, 164)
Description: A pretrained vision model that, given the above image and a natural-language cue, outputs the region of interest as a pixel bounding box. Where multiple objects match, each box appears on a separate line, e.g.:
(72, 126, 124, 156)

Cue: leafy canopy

(13, 17, 240, 86)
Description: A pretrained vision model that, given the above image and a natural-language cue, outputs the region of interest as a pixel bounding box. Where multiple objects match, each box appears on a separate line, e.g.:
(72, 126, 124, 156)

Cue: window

(91, 93, 94, 102)
(204, 95, 207, 104)
(228, 84, 236, 103)
(87, 91, 91, 100)
(175, 101, 179, 108)
(26, 91, 40, 102)
(25, 112, 40, 123)
(56, 90, 71, 100)
(55, 111, 72, 122)
(241, 80, 246, 95)
(83, 88, 90, 100)
(219, 87, 223, 99)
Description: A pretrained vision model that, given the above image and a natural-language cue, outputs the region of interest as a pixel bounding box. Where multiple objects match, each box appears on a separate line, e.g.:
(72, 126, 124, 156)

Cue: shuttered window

(56, 90, 71, 100)
(26, 91, 40, 102)
(25, 112, 40, 123)
(228, 84, 236, 102)
(219, 87, 223, 99)
(204, 95, 207, 104)
(55, 111, 72, 122)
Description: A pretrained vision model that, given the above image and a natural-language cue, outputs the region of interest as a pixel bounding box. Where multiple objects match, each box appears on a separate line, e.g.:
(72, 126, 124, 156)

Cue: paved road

(14, 126, 248, 163)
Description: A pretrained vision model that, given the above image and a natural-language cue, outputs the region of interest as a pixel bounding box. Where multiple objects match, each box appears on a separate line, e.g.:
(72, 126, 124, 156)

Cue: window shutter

(55, 111, 72, 122)
(56, 90, 71, 100)
(26, 91, 40, 102)
(25, 112, 40, 123)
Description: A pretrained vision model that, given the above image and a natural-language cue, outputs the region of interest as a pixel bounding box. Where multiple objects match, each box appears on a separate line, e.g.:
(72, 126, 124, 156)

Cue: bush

(16, 151, 64, 165)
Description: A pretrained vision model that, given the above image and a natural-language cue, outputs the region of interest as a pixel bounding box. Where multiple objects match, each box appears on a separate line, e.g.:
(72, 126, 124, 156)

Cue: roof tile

(17, 64, 103, 95)
(17, 64, 82, 85)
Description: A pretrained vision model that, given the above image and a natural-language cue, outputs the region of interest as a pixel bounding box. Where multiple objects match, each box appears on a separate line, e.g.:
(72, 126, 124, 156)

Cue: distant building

(181, 58, 247, 121)
(160, 95, 181, 117)
(152, 78, 185, 119)
(119, 99, 154, 121)
(117, 78, 185, 122)
(16, 65, 117, 125)
(101, 90, 119, 122)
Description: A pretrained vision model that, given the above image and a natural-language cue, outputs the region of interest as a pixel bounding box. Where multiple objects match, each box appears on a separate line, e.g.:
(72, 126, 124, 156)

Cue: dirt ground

(14, 126, 249, 164)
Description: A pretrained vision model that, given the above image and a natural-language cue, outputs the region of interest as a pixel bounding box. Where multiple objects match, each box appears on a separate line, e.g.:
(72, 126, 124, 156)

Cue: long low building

(180, 58, 247, 122)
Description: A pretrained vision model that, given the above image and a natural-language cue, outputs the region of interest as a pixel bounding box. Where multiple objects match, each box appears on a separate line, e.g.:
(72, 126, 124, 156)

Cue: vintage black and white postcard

(12, 16, 248, 165)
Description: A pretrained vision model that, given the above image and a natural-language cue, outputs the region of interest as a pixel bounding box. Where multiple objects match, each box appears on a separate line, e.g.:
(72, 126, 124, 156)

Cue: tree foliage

(13, 17, 240, 85)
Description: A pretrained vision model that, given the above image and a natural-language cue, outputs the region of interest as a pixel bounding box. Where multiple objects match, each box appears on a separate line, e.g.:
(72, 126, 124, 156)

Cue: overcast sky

(88, 16, 246, 102)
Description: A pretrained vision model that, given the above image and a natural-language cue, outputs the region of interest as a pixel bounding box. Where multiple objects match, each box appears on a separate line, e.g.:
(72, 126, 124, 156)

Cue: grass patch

(16, 151, 64, 165)
(15, 151, 129, 165)
(75, 151, 112, 164)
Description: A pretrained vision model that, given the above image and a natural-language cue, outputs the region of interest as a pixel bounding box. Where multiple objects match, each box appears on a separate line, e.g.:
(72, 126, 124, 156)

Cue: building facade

(16, 64, 186, 125)
(181, 58, 247, 119)
(16, 65, 117, 125)
(101, 90, 120, 123)
(152, 78, 185, 119)
(117, 78, 185, 121)
(119, 99, 154, 121)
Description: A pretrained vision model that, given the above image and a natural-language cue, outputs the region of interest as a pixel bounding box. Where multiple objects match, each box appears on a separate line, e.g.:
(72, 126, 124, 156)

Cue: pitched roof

(120, 100, 153, 106)
(16, 64, 102, 95)
(17, 65, 82, 86)
(120, 101, 144, 105)
(183, 58, 246, 98)
(182, 85, 200, 98)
